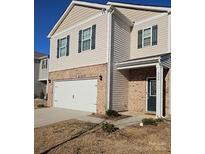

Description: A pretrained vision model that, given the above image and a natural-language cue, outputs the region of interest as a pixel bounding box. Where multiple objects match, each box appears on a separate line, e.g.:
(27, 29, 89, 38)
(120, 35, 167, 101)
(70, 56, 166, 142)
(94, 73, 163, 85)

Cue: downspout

(106, 6, 114, 111)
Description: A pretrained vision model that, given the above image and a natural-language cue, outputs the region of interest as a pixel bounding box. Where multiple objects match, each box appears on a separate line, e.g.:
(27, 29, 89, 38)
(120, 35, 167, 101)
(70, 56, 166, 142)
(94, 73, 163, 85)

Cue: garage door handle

(72, 94, 75, 99)
(55, 100, 58, 102)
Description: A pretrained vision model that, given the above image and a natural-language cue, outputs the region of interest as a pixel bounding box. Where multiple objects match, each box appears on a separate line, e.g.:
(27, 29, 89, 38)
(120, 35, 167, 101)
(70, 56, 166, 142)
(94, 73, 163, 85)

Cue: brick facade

(127, 67, 171, 116)
(128, 67, 156, 112)
(47, 64, 107, 114)
(46, 63, 170, 116)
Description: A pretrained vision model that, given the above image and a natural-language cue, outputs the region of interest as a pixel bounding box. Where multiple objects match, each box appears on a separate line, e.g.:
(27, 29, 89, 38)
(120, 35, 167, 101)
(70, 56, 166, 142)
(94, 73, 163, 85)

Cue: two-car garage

(53, 79, 97, 113)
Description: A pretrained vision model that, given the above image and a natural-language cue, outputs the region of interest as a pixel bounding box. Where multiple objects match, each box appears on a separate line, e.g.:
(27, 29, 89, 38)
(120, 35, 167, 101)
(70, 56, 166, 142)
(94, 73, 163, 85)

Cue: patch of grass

(142, 118, 158, 126)
(102, 122, 119, 133)
(106, 110, 120, 117)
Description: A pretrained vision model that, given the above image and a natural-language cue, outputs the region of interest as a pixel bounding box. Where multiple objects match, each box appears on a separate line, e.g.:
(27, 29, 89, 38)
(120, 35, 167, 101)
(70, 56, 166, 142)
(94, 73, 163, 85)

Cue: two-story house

(34, 51, 49, 98)
(47, 1, 171, 118)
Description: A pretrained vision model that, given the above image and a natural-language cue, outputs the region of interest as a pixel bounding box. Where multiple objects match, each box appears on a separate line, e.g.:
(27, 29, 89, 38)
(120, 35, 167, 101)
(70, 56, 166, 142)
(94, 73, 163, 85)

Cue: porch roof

(116, 53, 171, 70)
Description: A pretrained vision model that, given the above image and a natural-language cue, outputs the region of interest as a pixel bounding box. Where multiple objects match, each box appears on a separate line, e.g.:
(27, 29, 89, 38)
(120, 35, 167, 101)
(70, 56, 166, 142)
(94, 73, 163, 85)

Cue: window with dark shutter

(91, 24, 96, 50)
(138, 30, 142, 49)
(78, 30, 82, 53)
(152, 25, 158, 46)
(57, 39, 60, 58)
(66, 35, 70, 56)
(58, 37, 67, 57)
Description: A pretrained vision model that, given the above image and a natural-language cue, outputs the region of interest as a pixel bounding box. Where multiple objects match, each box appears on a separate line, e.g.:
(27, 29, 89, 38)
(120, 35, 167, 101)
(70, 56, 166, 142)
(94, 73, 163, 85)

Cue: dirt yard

(35, 119, 171, 154)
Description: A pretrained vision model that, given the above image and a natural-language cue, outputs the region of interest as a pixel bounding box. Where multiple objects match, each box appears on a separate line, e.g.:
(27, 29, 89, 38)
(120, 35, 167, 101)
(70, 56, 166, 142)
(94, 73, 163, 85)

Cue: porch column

(156, 64, 163, 117)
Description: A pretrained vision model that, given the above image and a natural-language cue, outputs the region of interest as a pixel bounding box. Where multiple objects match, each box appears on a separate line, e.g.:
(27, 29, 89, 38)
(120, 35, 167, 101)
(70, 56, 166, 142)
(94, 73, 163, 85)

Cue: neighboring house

(47, 1, 171, 118)
(34, 51, 49, 98)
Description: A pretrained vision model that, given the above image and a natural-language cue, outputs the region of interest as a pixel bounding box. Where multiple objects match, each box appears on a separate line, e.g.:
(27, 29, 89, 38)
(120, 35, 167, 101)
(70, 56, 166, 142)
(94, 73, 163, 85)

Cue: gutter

(107, 2, 171, 13)
(106, 6, 114, 111)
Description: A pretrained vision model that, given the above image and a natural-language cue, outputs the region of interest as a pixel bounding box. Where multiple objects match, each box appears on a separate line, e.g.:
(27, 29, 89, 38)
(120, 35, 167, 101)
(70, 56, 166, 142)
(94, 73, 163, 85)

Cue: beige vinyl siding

(34, 60, 46, 97)
(34, 61, 41, 96)
(49, 13, 108, 72)
(53, 5, 101, 35)
(39, 58, 48, 80)
(111, 14, 130, 111)
(130, 15, 169, 59)
(115, 7, 160, 22)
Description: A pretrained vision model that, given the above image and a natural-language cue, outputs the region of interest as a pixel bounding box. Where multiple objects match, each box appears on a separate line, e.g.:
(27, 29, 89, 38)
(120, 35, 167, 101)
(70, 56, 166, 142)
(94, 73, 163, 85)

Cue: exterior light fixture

(99, 74, 103, 81)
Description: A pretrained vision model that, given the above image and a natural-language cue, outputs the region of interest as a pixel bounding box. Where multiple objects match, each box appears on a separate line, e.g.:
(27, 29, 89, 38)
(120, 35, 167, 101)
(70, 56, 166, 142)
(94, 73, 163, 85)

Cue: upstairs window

(59, 37, 67, 57)
(57, 35, 70, 58)
(138, 25, 158, 49)
(82, 27, 91, 51)
(78, 25, 96, 53)
(143, 27, 151, 47)
(41, 59, 47, 69)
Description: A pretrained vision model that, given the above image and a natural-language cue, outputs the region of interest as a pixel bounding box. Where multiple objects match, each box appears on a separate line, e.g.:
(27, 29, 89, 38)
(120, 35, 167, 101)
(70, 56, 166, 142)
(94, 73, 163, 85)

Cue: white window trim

(81, 26, 93, 52)
(142, 26, 152, 48)
(59, 37, 67, 57)
(149, 79, 156, 97)
(41, 59, 47, 69)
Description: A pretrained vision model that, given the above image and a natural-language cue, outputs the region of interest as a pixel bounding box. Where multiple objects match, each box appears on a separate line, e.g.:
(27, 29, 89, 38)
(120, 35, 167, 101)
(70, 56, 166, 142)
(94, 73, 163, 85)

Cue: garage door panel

(54, 81, 74, 109)
(53, 79, 97, 112)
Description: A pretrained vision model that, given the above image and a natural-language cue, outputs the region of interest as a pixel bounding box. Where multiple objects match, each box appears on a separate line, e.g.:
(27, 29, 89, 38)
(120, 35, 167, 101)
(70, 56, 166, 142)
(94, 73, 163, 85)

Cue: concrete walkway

(34, 107, 104, 128)
(109, 114, 155, 129)
(35, 107, 155, 129)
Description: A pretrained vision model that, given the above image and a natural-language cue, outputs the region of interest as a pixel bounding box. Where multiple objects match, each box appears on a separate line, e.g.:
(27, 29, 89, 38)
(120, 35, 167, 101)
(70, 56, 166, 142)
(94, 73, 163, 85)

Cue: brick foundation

(47, 64, 107, 114)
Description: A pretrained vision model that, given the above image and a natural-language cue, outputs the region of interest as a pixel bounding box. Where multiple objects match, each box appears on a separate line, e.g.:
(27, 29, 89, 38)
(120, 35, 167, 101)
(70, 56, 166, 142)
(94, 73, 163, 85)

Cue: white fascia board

(117, 63, 157, 70)
(107, 2, 171, 12)
(47, 1, 108, 38)
(116, 56, 160, 66)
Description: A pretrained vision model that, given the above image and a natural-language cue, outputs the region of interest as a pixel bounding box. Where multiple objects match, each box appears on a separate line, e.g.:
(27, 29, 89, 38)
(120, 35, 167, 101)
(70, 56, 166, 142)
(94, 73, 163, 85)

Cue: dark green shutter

(66, 35, 70, 56)
(138, 30, 142, 49)
(152, 25, 158, 46)
(91, 24, 96, 50)
(78, 30, 82, 53)
(57, 39, 60, 58)
(45, 60, 47, 68)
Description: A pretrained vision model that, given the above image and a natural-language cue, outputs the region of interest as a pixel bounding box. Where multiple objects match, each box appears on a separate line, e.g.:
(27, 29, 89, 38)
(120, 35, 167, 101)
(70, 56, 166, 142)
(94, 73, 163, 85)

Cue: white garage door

(53, 79, 97, 112)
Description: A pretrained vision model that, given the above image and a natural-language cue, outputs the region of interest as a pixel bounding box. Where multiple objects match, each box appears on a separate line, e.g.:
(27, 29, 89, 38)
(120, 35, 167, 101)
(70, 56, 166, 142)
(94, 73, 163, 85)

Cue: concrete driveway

(34, 107, 104, 128)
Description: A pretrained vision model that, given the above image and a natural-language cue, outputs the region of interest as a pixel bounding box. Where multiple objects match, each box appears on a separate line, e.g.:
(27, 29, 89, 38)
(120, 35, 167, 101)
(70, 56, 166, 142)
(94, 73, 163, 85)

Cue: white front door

(53, 79, 97, 113)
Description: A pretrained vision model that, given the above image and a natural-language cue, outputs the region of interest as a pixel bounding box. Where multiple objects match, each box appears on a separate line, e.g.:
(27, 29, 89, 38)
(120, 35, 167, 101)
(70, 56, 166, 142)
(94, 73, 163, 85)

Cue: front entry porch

(116, 54, 171, 118)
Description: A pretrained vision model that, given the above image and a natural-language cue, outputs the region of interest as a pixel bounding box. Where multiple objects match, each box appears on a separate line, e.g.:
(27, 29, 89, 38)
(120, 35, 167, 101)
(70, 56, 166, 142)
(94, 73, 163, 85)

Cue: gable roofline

(47, 0, 108, 38)
(107, 1, 171, 13)
(34, 51, 48, 60)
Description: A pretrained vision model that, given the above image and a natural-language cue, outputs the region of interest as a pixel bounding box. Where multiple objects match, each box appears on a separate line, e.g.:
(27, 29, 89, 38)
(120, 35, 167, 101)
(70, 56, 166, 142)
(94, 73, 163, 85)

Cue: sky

(34, 0, 171, 55)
